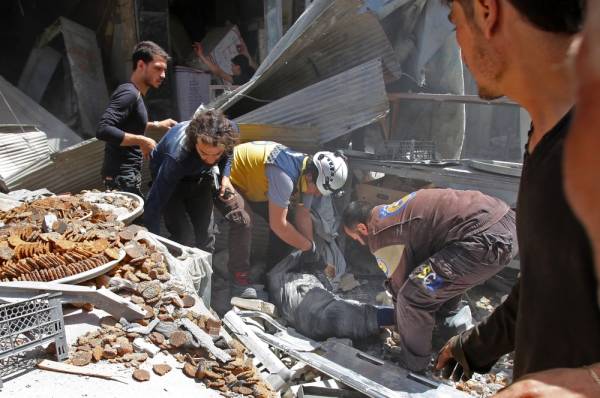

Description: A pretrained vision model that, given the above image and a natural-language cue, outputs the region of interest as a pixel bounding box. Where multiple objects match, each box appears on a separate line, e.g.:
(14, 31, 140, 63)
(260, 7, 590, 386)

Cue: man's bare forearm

(271, 220, 313, 251)
(294, 205, 314, 242)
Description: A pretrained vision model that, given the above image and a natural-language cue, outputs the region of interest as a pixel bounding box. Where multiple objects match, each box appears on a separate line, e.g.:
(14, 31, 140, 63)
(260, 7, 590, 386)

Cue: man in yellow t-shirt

(225, 141, 348, 298)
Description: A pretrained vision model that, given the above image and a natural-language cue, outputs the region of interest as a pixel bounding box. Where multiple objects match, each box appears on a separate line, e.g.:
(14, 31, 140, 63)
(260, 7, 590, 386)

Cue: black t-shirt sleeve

(96, 87, 139, 145)
(460, 278, 519, 373)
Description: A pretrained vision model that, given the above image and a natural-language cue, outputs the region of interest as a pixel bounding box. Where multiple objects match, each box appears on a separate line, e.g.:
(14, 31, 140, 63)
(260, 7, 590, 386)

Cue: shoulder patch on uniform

(379, 192, 417, 218)
(409, 262, 445, 292)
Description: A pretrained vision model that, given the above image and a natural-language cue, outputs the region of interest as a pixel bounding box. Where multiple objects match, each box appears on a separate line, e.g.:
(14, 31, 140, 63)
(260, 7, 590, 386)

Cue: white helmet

(312, 151, 348, 196)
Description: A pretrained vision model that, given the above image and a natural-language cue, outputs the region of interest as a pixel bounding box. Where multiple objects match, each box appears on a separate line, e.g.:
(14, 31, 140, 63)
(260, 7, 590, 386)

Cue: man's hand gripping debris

(211, 165, 250, 226)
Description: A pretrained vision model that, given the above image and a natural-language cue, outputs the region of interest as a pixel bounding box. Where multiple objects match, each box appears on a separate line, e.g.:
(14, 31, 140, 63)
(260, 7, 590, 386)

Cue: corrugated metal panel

(238, 124, 320, 153)
(212, 0, 400, 117)
(0, 75, 82, 152)
(5, 138, 103, 193)
(5, 130, 165, 194)
(0, 126, 50, 180)
(235, 59, 389, 143)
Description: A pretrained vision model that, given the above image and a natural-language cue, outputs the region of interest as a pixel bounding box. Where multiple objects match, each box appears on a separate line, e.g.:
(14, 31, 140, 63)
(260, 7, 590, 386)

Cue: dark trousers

(103, 170, 143, 197)
(395, 210, 518, 371)
(163, 179, 215, 253)
(227, 195, 293, 276)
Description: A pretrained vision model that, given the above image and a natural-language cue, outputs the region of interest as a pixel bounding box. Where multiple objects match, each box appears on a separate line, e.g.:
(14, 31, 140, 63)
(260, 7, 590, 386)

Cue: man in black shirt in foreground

(437, 0, 600, 395)
(96, 41, 177, 196)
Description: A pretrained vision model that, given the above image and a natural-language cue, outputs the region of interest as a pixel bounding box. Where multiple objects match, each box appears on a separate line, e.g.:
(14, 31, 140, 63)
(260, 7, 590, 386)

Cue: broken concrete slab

(230, 297, 276, 317)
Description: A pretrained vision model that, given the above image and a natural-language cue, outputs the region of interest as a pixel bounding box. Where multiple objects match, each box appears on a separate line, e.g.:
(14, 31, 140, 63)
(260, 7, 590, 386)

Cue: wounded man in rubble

(341, 188, 518, 372)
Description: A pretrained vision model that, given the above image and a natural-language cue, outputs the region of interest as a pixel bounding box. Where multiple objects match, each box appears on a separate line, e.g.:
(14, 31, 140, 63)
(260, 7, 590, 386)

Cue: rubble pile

(180, 340, 272, 396)
(453, 372, 510, 397)
(68, 303, 273, 396)
(1, 192, 273, 396)
(107, 227, 171, 285)
(80, 190, 141, 221)
(0, 195, 117, 225)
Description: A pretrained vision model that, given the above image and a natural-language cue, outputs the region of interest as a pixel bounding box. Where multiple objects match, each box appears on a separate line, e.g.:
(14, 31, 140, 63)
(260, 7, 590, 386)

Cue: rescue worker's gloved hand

(435, 334, 474, 382)
(213, 189, 250, 225)
(300, 241, 321, 265)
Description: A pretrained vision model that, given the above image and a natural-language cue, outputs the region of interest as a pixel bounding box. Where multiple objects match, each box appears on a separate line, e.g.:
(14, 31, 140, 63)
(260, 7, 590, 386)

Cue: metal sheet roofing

(0, 125, 50, 181)
(212, 0, 400, 118)
(235, 59, 389, 144)
(4, 130, 164, 194)
(238, 124, 320, 153)
(0, 75, 82, 152)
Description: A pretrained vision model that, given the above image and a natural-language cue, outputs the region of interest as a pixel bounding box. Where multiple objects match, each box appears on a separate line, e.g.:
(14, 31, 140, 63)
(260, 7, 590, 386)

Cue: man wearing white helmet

(224, 141, 348, 298)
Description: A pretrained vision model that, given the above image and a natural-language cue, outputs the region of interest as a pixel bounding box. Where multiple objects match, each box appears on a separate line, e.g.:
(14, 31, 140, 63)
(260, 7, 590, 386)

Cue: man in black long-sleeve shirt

(96, 41, 177, 196)
(436, 0, 600, 391)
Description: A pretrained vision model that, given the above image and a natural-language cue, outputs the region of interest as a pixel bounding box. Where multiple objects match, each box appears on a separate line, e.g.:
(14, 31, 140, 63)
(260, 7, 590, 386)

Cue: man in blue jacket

(144, 108, 238, 252)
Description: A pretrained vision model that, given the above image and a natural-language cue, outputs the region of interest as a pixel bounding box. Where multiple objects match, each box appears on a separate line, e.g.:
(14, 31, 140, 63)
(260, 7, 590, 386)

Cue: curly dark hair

(185, 109, 239, 153)
(441, 0, 585, 34)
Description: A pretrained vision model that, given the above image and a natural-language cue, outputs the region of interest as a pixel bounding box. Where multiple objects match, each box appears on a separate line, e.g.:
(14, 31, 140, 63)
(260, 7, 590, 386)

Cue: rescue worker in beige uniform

(342, 189, 518, 371)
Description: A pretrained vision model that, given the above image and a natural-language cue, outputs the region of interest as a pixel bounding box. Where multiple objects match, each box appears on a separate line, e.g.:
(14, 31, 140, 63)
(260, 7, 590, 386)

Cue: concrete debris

(231, 297, 276, 317)
(476, 296, 495, 312)
(180, 318, 231, 363)
(375, 290, 394, 306)
(80, 191, 142, 224)
(338, 273, 361, 292)
(120, 317, 160, 335)
(70, 351, 92, 367)
(152, 364, 172, 376)
(132, 338, 160, 357)
(132, 369, 150, 382)
(169, 330, 192, 348)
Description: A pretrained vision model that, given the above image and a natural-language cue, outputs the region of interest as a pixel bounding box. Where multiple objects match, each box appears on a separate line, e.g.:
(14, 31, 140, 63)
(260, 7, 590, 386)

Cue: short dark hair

(342, 201, 374, 229)
(441, 0, 585, 34)
(132, 41, 170, 70)
(185, 109, 239, 153)
(231, 54, 250, 69)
